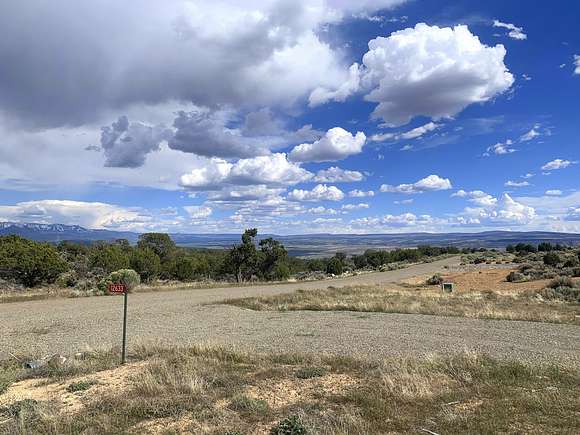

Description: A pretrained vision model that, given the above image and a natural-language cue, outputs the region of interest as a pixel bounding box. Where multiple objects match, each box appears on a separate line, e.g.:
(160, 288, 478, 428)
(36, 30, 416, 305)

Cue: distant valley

(2, 222, 580, 257)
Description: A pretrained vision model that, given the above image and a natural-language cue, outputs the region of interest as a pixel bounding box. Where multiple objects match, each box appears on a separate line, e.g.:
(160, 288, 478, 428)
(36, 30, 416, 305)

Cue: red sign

(108, 283, 127, 294)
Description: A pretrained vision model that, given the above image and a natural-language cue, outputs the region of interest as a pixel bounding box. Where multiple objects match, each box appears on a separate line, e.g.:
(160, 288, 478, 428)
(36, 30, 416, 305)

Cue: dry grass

(223, 283, 580, 324)
(0, 344, 578, 434)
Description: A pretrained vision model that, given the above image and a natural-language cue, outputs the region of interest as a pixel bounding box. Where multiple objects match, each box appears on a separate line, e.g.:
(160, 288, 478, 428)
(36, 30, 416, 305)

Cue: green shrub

(295, 367, 326, 379)
(66, 380, 96, 393)
(270, 415, 307, 435)
(130, 247, 161, 282)
(229, 395, 269, 416)
(274, 262, 290, 280)
(137, 233, 177, 263)
(426, 274, 443, 285)
(543, 252, 560, 267)
(548, 276, 574, 289)
(506, 271, 526, 283)
(88, 243, 130, 274)
(326, 257, 343, 275)
(99, 269, 140, 294)
(539, 286, 580, 303)
(1, 399, 39, 418)
(166, 256, 196, 281)
(0, 235, 68, 287)
(56, 270, 78, 287)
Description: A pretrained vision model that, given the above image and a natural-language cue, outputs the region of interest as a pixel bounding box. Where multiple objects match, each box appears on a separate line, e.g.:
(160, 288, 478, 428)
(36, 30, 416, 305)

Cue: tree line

(1, 229, 462, 289)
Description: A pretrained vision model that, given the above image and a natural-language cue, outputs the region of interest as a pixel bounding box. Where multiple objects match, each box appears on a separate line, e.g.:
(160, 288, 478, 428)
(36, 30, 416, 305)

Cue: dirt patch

(129, 415, 199, 435)
(442, 269, 551, 294)
(406, 268, 552, 295)
(245, 373, 359, 410)
(0, 361, 148, 414)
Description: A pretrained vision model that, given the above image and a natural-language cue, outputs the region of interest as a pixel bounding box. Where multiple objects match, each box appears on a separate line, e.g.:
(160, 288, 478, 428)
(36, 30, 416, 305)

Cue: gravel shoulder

(2, 256, 579, 367)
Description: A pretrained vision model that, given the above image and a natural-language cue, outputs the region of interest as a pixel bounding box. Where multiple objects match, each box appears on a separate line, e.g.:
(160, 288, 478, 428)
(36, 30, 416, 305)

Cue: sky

(0, 0, 579, 235)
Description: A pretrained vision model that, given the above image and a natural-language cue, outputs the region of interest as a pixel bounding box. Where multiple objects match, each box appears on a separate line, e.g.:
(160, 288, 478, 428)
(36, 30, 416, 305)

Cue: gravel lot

(2, 257, 579, 366)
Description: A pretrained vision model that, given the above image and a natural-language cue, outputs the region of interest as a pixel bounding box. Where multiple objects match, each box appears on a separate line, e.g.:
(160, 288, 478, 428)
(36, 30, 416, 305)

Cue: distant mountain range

(2, 222, 580, 257)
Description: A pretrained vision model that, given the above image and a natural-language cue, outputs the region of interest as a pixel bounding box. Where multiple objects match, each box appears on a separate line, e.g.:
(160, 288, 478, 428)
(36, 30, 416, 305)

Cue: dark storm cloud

(169, 110, 271, 159)
(0, 0, 351, 130)
(168, 108, 324, 160)
(100, 116, 172, 168)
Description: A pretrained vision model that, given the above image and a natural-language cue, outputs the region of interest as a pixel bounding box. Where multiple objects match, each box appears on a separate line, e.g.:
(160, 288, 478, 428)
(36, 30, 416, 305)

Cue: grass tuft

(295, 367, 326, 379)
(66, 379, 97, 393)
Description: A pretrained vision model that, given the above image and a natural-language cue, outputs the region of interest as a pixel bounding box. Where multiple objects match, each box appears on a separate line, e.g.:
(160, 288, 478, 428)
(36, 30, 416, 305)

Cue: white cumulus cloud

(463, 194, 535, 225)
(2, 0, 401, 129)
(0, 200, 152, 230)
(184, 205, 212, 219)
(312, 23, 514, 127)
(288, 184, 345, 202)
(348, 189, 375, 197)
(452, 190, 497, 207)
(380, 175, 452, 194)
(313, 167, 364, 183)
(341, 203, 369, 210)
(180, 153, 312, 190)
(289, 127, 366, 162)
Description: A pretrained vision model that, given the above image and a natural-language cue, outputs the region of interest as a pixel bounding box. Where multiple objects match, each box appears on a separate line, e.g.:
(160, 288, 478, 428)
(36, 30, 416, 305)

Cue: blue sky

(0, 0, 578, 234)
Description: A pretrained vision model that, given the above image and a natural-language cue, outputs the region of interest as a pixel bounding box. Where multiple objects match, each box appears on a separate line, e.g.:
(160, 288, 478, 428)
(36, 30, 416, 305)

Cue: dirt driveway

(1, 257, 579, 366)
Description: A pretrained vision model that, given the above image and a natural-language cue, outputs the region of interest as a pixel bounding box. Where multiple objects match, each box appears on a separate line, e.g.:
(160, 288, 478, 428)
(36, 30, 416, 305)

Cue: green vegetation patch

(66, 379, 97, 393)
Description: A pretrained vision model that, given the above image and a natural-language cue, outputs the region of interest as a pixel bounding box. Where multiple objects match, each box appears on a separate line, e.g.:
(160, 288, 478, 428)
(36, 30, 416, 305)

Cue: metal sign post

(121, 288, 128, 364)
(108, 283, 128, 364)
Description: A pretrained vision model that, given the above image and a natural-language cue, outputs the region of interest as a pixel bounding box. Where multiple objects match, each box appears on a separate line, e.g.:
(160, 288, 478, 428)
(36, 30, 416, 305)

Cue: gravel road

(2, 257, 579, 366)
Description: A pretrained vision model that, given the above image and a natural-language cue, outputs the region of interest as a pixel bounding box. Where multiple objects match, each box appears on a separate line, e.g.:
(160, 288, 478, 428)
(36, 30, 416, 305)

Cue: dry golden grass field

(224, 268, 580, 324)
(1, 344, 579, 434)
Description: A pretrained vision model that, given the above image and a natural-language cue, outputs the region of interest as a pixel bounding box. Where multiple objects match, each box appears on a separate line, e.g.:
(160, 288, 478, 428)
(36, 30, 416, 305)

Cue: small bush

(543, 252, 560, 267)
(539, 286, 580, 303)
(56, 271, 79, 287)
(270, 415, 307, 435)
(326, 257, 343, 275)
(548, 276, 574, 289)
(426, 274, 443, 285)
(0, 370, 16, 395)
(295, 367, 326, 379)
(506, 271, 526, 283)
(0, 399, 39, 418)
(99, 269, 140, 294)
(66, 380, 96, 393)
(229, 395, 269, 416)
